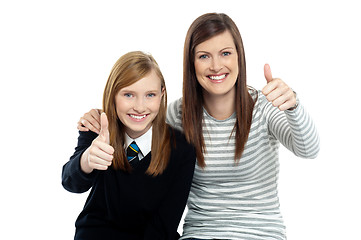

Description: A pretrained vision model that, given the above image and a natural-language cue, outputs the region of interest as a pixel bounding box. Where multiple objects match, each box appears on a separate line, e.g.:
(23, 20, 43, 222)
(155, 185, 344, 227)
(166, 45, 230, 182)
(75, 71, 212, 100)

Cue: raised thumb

(100, 112, 110, 144)
(264, 63, 273, 83)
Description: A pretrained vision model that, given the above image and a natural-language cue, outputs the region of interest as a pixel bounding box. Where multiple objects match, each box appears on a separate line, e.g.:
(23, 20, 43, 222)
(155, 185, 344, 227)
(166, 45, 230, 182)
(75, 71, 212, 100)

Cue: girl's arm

(61, 131, 99, 193)
(63, 113, 114, 192)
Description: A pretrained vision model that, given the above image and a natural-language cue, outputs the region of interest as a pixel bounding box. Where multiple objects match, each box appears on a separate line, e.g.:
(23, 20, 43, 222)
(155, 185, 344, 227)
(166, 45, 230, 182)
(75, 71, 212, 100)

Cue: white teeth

(130, 114, 146, 120)
(209, 74, 226, 80)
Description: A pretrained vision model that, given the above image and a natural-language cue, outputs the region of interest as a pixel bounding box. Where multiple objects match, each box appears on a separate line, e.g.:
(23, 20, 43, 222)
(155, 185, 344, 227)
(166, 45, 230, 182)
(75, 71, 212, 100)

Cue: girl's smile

(128, 113, 149, 121)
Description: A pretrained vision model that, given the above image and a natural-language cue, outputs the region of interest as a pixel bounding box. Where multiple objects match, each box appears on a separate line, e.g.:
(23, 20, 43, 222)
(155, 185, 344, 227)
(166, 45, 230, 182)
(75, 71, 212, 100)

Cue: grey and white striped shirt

(166, 90, 320, 240)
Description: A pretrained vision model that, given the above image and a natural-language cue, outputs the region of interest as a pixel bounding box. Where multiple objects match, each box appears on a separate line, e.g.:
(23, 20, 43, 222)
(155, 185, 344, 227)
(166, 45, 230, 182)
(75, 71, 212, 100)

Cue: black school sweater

(62, 128, 196, 240)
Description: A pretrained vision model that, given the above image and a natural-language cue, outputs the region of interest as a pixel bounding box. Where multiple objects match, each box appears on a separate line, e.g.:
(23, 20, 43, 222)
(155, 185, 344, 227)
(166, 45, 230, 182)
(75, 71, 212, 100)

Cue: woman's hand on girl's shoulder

(77, 109, 102, 134)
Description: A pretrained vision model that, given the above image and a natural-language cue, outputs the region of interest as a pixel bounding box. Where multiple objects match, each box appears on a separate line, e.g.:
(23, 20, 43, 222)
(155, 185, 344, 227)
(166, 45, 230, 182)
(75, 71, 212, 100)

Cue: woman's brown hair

(102, 51, 171, 176)
(182, 13, 256, 168)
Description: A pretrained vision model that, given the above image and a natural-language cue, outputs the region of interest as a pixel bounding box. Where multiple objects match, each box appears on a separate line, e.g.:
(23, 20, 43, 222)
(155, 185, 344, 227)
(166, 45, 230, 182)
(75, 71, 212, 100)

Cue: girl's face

(194, 30, 238, 99)
(115, 70, 164, 139)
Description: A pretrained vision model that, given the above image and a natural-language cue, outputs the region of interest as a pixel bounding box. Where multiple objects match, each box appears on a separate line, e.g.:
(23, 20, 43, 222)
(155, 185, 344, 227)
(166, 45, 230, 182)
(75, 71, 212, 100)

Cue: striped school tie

(127, 141, 140, 167)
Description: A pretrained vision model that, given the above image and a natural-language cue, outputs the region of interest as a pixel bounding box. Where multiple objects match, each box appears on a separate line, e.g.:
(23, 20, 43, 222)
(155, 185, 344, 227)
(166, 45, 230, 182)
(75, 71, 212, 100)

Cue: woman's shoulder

(166, 98, 183, 131)
(248, 86, 265, 102)
(248, 86, 259, 99)
(167, 98, 182, 114)
(248, 86, 270, 109)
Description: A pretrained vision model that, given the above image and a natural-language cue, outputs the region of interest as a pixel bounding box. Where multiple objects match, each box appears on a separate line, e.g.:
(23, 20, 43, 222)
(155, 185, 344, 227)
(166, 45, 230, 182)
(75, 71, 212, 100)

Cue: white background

(1, 0, 360, 239)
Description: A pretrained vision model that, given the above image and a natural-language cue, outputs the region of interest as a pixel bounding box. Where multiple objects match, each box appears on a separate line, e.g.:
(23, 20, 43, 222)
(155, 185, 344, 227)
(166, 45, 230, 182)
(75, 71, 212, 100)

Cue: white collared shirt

(124, 127, 152, 161)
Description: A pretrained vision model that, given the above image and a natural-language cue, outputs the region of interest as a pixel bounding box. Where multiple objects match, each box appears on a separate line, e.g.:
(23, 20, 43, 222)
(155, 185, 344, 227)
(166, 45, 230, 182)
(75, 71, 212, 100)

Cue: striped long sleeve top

(166, 90, 320, 240)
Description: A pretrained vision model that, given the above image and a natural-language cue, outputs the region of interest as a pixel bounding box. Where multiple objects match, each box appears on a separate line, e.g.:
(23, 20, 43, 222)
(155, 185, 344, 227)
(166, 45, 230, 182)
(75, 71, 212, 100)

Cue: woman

(62, 51, 196, 239)
(78, 13, 320, 240)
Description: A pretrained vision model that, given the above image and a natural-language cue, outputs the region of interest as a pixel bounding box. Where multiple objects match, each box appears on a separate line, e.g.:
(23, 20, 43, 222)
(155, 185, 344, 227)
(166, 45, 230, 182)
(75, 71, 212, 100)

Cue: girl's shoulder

(166, 125, 196, 167)
(168, 125, 186, 143)
(167, 125, 194, 151)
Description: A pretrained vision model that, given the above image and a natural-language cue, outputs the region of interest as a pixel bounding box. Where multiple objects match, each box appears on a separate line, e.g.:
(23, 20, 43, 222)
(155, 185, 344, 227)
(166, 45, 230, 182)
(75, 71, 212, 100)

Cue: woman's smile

(194, 30, 238, 97)
(207, 73, 229, 83)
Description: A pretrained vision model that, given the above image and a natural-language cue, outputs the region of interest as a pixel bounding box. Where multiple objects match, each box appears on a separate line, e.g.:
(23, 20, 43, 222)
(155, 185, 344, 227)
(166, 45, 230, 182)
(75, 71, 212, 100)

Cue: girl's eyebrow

(118, 88, 133, 93)
(145, 89, 160, 93)
(119, 89, 160, 93)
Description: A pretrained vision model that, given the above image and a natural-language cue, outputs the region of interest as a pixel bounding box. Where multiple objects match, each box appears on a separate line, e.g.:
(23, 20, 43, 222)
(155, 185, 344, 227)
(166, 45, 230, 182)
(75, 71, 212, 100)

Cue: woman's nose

(210, 57, 222, 72)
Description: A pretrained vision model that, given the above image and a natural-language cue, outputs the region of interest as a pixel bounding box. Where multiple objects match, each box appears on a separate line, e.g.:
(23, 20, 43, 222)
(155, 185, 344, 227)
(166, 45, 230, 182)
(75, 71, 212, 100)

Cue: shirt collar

(124, 127, 152, 158)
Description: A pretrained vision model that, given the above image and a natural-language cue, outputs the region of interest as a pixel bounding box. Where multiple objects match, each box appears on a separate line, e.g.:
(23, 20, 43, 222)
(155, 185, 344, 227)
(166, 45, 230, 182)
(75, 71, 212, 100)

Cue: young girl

(77, 13, 320, 240)
(62, 51, 196, 240)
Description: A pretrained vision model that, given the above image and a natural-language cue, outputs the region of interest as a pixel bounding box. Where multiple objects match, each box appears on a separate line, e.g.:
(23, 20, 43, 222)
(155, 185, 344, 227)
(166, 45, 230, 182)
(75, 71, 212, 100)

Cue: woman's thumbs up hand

(262, 64, 297, 111)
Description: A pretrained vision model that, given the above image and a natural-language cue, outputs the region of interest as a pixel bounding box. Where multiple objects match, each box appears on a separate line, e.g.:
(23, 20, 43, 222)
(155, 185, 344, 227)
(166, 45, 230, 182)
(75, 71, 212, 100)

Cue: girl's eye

(124, 93, 133, 98)
(147, 93, 156, 98)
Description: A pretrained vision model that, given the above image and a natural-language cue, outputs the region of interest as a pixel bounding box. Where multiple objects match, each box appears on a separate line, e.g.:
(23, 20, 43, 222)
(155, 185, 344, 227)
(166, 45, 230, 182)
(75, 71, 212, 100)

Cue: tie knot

(127, 141, 139, 161)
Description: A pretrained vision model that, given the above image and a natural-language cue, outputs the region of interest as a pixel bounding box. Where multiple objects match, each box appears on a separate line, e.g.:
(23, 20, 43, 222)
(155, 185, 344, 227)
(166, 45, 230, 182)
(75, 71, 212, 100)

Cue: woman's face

(194, 30, 238, 99)
(115, 70, 164, 139)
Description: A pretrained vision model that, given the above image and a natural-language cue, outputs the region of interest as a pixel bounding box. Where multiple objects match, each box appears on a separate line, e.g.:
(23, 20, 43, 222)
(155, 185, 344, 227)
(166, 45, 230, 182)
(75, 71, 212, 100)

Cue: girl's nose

(133, 98, 146, 113)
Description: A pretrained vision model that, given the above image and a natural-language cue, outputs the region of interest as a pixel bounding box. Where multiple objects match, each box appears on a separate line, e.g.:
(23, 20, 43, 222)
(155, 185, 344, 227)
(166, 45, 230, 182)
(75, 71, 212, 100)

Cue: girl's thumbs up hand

(99, 112, 110, 144)
(261, 64, 297, 111)
(80, 113, 114, 174)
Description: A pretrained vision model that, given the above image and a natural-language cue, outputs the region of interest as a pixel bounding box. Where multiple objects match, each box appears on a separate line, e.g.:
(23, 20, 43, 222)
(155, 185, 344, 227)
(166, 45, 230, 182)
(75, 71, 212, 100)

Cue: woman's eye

(199, 54, 208, 59)
(222, 52, 231, 56)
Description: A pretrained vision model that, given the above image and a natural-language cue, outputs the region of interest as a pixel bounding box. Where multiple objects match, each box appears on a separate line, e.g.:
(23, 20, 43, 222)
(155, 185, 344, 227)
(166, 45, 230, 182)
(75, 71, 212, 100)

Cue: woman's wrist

(287, 91, 299, 111)
(287, 103, 298, 111)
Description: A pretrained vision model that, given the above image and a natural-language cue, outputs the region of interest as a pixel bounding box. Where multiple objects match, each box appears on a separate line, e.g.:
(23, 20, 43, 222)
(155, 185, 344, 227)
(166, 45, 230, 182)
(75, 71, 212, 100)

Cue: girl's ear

(161, 87, 165, 97)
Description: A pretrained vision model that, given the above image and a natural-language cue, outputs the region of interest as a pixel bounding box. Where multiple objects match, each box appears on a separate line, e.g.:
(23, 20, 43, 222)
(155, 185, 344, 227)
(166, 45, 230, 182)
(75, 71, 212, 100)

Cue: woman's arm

(261, 64, 320, 158)
(77, 109, 102, 134)
(265, 96, 320, 159)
